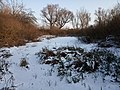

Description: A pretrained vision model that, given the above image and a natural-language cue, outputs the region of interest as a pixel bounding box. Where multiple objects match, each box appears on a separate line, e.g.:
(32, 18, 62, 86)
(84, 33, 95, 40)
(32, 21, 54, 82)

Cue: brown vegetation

(39, 29, 80, 36)
(77, 3, 120, 43)
(0, 0, 40, 47)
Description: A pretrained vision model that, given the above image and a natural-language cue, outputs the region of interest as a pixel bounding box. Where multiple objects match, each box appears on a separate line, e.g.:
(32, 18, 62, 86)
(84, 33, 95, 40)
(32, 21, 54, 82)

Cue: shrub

(0, 49, 15, 90)
(19, 58, 29, 68)
(0, 1, 41, 47)
(0, 50, 12, 74)
(0, 13, 41, 47)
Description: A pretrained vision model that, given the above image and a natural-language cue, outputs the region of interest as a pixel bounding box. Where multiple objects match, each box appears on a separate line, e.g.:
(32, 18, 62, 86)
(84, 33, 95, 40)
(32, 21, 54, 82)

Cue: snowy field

(0, 36, 120, 90)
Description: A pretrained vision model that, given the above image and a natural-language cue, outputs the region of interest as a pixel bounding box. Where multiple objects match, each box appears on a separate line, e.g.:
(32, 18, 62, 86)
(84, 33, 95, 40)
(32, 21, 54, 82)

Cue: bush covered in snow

(36, 47, 120, 83)
(0, 50, 12, 80)
(19, 58, 29, 69)
(0, 50, 16, 90)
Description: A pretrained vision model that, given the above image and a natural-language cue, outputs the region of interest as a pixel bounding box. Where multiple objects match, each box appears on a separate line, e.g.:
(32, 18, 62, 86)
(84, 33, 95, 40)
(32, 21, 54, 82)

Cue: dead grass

(0, 13, 41, 47)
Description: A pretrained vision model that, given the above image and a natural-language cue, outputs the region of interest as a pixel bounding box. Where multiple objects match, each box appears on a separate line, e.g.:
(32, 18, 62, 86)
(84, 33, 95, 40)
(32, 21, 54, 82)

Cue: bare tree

(17, 9, 37, 25)
(6, 0, 24, 15)
(41, 4, 73, 29)
(110, 3, 120, 19)
(72, 9, 91, 29)
(94, 7, 109, 26)
(41, 4, 59, 29)
(0, 0, 9, 12)
(79, 8, 91, 29)
(72, 10, 80, 29)
(0, 0, 24, 15)
(55, 8, 73, 29)
(0, 0, 4, 9)
(5, 0, 37, 24)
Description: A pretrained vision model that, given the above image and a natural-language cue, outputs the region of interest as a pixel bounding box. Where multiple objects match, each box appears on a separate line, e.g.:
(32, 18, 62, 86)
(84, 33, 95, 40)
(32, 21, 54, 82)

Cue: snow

(0, 36, 120, 90)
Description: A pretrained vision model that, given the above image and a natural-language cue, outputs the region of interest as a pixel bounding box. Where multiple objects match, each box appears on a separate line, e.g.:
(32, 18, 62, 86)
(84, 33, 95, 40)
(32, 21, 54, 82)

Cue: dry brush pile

(36, 47, 120, 83)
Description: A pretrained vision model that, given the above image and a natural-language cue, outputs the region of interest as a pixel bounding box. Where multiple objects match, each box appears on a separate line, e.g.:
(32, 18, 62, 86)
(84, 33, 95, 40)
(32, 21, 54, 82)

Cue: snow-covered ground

(0, 36, 120, 90)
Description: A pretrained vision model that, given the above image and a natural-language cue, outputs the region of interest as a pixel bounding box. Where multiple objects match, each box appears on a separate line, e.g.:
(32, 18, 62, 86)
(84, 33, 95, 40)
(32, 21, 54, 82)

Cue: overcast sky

(23, 0, 120, 25)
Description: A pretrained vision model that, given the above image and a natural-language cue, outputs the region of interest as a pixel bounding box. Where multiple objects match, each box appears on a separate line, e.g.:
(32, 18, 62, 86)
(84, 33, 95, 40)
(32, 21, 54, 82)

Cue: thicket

(79, 3, 120, 43)
(0, 0, 40, 47)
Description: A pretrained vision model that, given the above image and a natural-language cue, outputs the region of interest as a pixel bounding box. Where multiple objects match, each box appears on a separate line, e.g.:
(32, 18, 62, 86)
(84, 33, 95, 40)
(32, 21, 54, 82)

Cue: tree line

(0, 0, 120, 30)
(40, 4, 90, 29)
(41, 3, 120, 30)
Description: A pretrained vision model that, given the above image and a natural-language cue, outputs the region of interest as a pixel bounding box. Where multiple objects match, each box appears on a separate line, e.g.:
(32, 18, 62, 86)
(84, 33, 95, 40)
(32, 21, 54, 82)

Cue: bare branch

(56, 8, 73, 29)
(41, 4, 59, 29)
